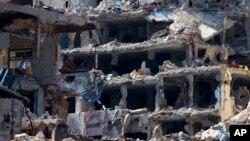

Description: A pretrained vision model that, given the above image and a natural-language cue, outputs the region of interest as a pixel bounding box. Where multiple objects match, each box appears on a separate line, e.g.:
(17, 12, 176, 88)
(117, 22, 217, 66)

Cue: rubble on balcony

(194, 101, 250, 141)
(61, 37, 184, 55)
(88, 0, 171, 22)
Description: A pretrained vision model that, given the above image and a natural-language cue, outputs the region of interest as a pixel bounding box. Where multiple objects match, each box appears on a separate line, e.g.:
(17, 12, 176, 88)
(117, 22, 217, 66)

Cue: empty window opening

(125, 133, 147, 140)
(107, 20, 147, 43)
(198, 49, 206, 58)
(60, 54, 95, 73)
(163, 86, 181, 107)
(95, 88, 121, 110)
(98, 54, 113, 74)
(106, 52, 172, 75)
(127, 87, 156, 111)
(67, 97, 75, 113)
(213, 35, 221, 45)
(148, 21, 172, 38)
(162, 120, 188, 135)
(64, 51, 183, 75)
(106, 20, 170, 44)
(194, 78, 218, 108)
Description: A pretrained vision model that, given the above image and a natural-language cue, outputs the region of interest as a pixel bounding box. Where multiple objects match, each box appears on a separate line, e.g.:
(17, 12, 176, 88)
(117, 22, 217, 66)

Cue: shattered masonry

(0, 0, 249, 140)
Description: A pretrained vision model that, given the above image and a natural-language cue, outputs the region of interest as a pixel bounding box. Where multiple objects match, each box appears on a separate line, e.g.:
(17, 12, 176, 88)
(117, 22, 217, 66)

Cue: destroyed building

(0, 0, 250, 141)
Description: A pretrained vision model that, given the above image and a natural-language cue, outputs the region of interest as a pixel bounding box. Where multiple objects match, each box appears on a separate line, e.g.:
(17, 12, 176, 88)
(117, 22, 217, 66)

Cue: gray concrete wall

(32, 34, 58, 85)
(33, 0, 67, 8)
(0, 98, 24, 141)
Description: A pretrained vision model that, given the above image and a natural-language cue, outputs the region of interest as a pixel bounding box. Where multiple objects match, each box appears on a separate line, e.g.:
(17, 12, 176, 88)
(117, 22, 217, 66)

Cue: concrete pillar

(68, 33, 76, 49)
(155, 81, 161, 112)
(75, 96, 82, 113)
(186, 74, 194, 107)
(220, 67, 235, 121)
(193, 38, 199, 60)
(34, 22, 41, 59)
(75, 96, 89, 112)
(32, 34, 58, 85)
(80, 31, 91, 47)
(186, 44, 193, 67)
(148, 51, 155, 60)
(111, 53, 118, 65)
(36, 87, 44, 117)
(91, 30, 101, 44)
(159, 77, 167, 109)
(119, 85, 127, 109)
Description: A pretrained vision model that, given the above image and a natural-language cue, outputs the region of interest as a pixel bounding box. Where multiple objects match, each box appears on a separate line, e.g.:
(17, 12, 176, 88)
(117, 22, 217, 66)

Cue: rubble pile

(0, 0, 250, 140)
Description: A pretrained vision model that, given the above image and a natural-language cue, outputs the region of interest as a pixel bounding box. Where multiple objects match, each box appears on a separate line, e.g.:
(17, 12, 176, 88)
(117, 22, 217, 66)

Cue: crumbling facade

(0, 0, 250, 141)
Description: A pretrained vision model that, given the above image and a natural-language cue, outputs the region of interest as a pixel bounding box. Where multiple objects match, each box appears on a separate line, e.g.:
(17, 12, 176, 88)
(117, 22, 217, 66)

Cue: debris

(2, 0, 250, 140)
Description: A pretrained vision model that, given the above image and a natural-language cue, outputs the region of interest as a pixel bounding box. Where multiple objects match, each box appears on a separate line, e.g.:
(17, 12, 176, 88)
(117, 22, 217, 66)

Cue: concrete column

(68, 33, 76, 49)
(111, 53, 118, 65)
(91, 30, 101, 44)
(119, 85, 128, 109)
(34, 22, 41, 59)
(32, 35, 58, 85)
(75, 96, 90, 112)
(220, 67, 235, 121)
(186, 44, 193, 67)
(148, 51, 155, 60)
(186, 74, 194, 107)
(193, 38, 199, 60)
(36, 87, 44, 117)
(159, 77, 167, 109)
(75, 96, 82, 113)
(80, 31, 91, 47)
(155, 82, 161, 112)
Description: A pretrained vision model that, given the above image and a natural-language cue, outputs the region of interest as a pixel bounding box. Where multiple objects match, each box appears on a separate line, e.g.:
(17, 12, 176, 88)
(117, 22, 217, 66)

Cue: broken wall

(0, 98, 24, 141)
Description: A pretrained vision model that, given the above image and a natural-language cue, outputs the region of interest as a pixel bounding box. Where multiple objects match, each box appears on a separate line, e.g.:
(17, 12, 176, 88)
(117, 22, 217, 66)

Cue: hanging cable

(18, 79, 34, 134)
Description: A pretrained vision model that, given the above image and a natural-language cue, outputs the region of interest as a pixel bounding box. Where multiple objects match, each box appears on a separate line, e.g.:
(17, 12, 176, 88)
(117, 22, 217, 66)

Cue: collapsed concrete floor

(0, 0, 250, 141)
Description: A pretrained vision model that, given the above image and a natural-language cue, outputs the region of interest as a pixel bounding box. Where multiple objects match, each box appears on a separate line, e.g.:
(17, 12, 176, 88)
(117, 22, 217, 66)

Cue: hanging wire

(18, 79, 34, 134)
